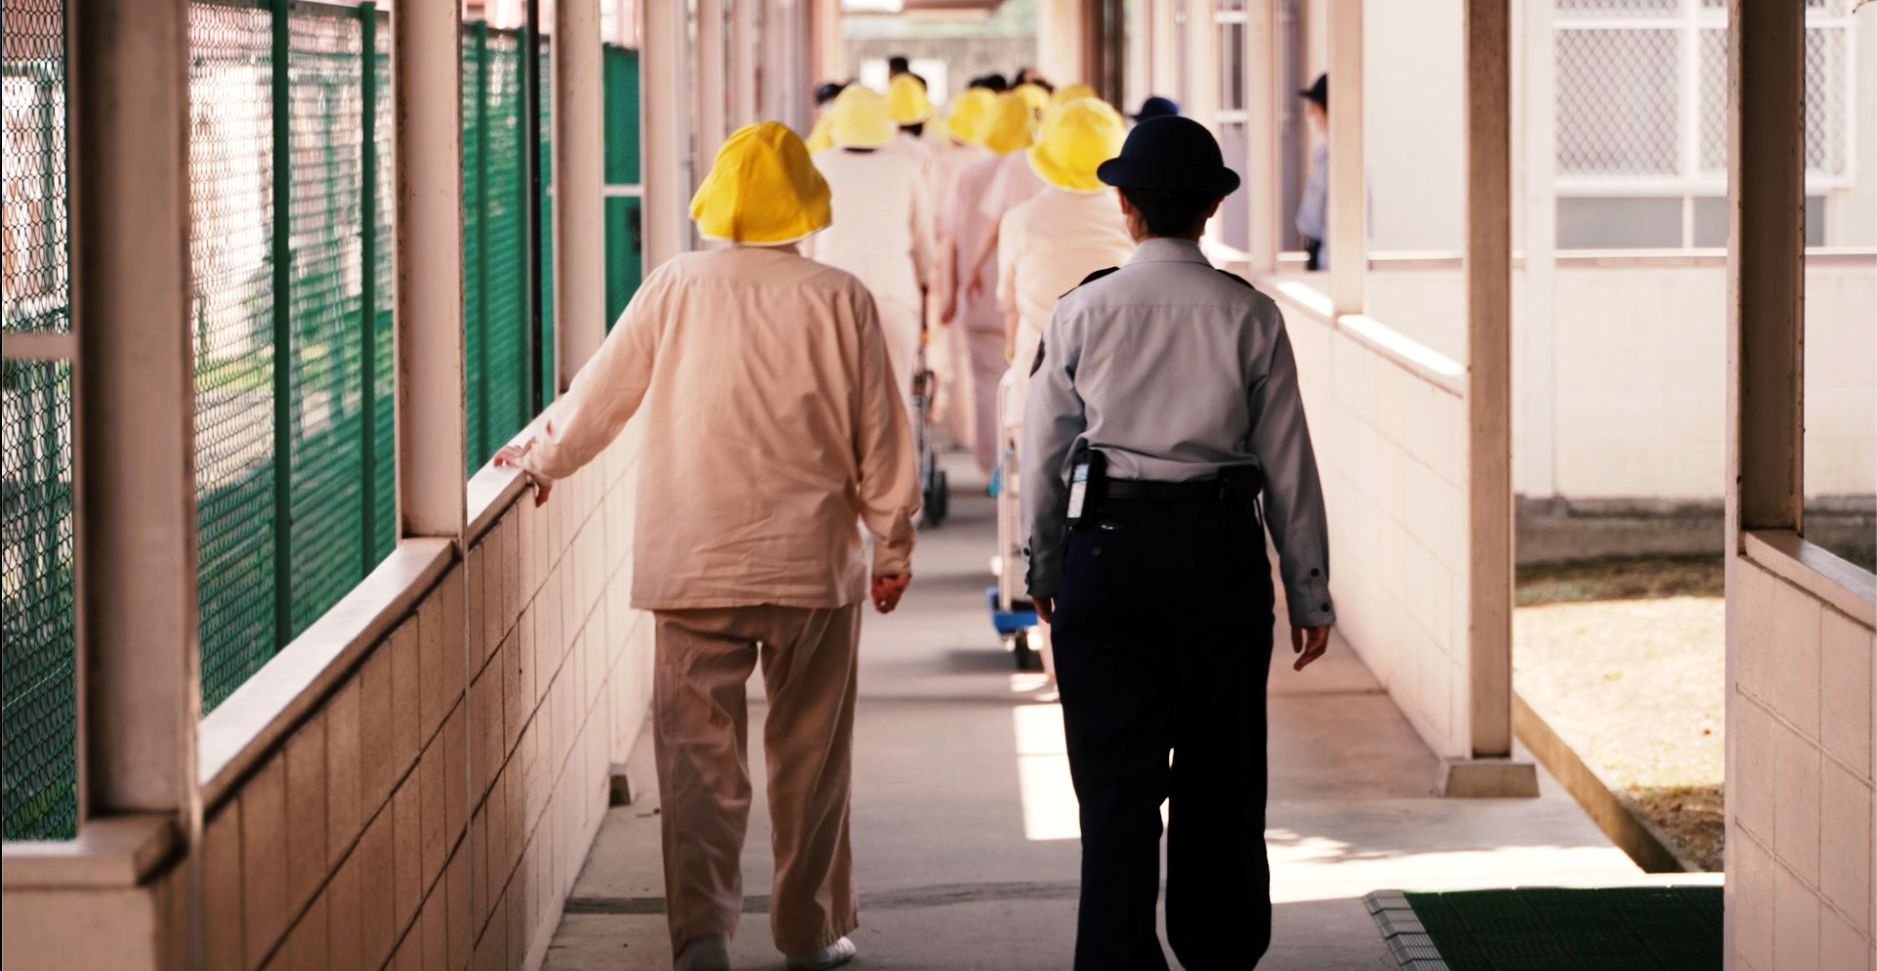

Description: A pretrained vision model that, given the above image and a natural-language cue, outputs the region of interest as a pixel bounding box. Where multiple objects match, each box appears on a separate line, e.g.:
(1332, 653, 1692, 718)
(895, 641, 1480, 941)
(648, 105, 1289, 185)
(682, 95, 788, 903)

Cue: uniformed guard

(1020, 115, 1336, 971)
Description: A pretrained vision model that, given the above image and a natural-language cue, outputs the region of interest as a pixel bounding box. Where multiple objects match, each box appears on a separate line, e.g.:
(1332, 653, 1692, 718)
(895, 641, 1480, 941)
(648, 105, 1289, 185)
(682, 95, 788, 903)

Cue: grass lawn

(1513, 557, 1726, 871)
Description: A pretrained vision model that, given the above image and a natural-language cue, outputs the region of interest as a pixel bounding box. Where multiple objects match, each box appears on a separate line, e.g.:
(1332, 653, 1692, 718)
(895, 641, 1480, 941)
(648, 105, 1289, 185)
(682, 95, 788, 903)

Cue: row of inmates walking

(496, 69, 1337, 971)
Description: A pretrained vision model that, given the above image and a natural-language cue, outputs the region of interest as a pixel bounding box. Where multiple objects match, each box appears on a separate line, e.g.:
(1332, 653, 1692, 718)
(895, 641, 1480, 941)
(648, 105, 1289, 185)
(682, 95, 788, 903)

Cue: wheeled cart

(988, 369, 1046, 672)
(913, 318, 949, 527)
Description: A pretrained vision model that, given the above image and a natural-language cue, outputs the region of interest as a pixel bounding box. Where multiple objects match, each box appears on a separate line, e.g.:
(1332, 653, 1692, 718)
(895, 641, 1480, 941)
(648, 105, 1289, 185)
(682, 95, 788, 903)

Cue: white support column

(1246, 0, 1282, 275)
(1184, 0, 1219, 133)
(1325, 0, 1364, 314)
(1444, 0, 1536, 799)
(811, 0, 844, 94)
(1725, 0, 1805, 537)
(760, 0, 794, 127)
(1043, 0, 1088, 84)
(1514, 0, 1557, 500)
(730, 0, 760, 127)
(556, 0, 607, 383)
(642, 0, 691, 267)
(1150, 0, 1179, 100)
(763, 0, 803, 127)
(696, 0, 728, 170)
(70, 0, 199, 819)
(395, 0, 467, 536)
(1127, 0, 1152, 109)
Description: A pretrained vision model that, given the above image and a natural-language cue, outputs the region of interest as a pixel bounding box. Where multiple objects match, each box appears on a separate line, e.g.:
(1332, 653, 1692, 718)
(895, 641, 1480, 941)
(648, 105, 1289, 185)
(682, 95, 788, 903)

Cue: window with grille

(1554, 0, 1856, 190)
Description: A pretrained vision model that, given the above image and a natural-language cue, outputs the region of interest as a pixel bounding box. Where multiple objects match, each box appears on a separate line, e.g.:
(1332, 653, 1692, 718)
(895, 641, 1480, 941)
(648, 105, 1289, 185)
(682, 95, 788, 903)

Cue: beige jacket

(518, 246, 920, 610)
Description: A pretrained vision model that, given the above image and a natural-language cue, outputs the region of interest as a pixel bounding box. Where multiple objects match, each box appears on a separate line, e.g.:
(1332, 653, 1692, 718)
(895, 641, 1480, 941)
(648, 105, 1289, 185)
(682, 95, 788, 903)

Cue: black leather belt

(1104, 478, 1232, 503)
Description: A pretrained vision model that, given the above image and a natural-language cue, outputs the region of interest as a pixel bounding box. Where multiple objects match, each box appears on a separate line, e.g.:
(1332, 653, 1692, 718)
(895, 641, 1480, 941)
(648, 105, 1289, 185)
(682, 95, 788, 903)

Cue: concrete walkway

(545, 462, 1647, 970)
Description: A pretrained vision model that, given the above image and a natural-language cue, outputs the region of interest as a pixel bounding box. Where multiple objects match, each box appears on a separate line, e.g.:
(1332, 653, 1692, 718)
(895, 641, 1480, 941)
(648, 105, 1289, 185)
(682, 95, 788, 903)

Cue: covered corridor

(2, 0, 1873, 969)
(540, 467, 1658, 969)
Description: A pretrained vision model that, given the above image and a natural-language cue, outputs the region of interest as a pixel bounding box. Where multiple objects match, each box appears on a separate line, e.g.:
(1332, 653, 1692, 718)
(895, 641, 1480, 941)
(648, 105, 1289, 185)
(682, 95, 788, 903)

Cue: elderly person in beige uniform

(988, 97, 1132, 685)
(496, 122, 919, 971)
(942, 92, 1039, 476)
(805, 87, 933, 426)
(996, 97, 1135, 412)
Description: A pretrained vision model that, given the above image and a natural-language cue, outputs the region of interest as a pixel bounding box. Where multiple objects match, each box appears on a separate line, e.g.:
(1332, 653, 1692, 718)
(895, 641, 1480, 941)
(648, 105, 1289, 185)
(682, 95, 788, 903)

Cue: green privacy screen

(463, 25, 561, 472)
(603, 45, 644, 328)
(2, 3, 635, 838)
(188, 0, 397, 714)
(1, 0, 78, 840)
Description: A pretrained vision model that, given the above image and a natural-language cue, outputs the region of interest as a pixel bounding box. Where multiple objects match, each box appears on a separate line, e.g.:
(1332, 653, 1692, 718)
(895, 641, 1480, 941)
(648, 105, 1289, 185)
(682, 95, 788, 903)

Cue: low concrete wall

(1, 426, 656, 970)
(1272, 281, 1472, 761)
(204, 427, 652, 970)
(1725, 545, 1876, 970)
(1355, 254, 1877, 504)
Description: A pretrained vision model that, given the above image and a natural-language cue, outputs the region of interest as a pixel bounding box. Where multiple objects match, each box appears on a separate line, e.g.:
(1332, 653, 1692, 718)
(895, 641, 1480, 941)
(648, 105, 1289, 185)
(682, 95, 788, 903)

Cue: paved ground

(544, 459, 1650, 971)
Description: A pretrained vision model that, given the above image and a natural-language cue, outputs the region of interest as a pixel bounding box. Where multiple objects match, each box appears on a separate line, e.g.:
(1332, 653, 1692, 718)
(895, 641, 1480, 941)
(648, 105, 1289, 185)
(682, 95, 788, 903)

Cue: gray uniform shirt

(1020, 237, 1335, 627)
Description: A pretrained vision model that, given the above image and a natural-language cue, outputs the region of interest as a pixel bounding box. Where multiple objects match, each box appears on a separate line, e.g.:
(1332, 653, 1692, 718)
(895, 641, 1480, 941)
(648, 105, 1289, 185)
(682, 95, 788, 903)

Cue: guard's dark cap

(1132, 95, 1180, 122)
(1299, 73, 1328, 108)
(814, 81, 846, 105)
(1096, 116, 1241, 196)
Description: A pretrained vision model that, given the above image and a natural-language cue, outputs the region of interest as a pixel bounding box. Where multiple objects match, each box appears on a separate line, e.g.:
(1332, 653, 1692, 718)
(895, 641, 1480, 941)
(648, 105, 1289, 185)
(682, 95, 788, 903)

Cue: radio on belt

(1064, 444, 1106, 527)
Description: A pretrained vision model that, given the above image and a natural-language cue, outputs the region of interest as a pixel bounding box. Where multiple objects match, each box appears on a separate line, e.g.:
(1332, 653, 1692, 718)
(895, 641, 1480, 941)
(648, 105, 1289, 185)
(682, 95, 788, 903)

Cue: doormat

(1365, 886, 1722, 970)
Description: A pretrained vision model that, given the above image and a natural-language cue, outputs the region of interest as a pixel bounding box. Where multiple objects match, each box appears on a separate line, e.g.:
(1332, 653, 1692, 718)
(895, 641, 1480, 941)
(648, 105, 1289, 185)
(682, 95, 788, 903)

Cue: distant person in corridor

(1022, 116, 1336, 970)
(496, 122, 919, 971)
(1295, 73, 1332, 271)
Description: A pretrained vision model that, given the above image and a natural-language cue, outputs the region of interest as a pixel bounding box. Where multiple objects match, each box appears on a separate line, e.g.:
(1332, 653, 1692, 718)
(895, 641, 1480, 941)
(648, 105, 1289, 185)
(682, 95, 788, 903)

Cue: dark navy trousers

(1050, 497, 1276, 971)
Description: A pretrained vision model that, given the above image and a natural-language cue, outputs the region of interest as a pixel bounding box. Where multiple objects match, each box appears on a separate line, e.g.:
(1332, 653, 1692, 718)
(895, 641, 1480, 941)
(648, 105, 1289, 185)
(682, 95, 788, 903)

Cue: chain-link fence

(2, 3, 636, 838)
(189, 0, 397, 713)
(1555, 0, 1854, 184)
(2, 0, 77, 841)
(465, 25, 529, 473)
(463, 24, 559, 473)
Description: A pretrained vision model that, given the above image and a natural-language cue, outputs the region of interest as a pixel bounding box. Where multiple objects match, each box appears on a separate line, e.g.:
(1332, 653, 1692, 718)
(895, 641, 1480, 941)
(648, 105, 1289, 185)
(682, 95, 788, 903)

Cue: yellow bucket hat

(690, 121, 832, 245)
(1012, 83, 1051, 116)
(803, 109, 836, 153)
(981, 92, 1037, 155)
(828, 86, 898, 149)
(886, 73, 932, 126)
(1052, 83, 1097, 106)
(1027, 97, 1126, 192)
(945, 87, 996, 145)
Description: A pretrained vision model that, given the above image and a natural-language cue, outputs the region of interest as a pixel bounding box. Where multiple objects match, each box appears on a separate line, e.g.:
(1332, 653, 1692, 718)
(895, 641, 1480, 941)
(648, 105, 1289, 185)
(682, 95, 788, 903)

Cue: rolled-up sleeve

(851, 288, 921, 576)
(1020, 309, 1085, 599)
(519, 273, 661, 481)
(1247, 310, 1334, 626)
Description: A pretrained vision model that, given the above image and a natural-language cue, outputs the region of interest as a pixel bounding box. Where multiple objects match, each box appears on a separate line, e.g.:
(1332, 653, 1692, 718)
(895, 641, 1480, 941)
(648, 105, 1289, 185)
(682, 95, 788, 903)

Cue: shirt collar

(1127, 236, 1214, 268)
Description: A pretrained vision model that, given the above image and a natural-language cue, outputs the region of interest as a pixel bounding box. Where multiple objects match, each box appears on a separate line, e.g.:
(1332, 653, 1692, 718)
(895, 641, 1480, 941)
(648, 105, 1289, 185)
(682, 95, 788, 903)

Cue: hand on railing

(493, 444, 553, 507)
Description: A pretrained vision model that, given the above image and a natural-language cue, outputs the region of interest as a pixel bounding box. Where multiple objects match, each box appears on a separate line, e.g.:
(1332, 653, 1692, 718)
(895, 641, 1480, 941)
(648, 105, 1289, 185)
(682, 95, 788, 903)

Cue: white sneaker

(675, 935, 732, 971)
(785, 936, 858, 970)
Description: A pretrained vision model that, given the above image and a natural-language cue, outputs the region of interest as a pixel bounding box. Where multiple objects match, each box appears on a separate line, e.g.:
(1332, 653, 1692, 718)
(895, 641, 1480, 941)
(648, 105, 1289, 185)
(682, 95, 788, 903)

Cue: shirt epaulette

(1215, 269, 1255, 289)
(1060, 266, 1121, 299)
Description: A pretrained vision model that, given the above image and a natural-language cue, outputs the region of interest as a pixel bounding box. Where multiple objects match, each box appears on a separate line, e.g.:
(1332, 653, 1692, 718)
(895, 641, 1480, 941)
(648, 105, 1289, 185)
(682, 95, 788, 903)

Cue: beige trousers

(653, 604, 862, 958)
(965, 327, 1007, 476)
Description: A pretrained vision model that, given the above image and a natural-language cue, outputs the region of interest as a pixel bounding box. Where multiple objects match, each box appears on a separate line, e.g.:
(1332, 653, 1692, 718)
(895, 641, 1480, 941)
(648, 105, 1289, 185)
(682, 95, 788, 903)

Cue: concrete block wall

(198, 426, 653, 971)
(1727, 559, 1876, 971)
(1275, 287, 1472, 760)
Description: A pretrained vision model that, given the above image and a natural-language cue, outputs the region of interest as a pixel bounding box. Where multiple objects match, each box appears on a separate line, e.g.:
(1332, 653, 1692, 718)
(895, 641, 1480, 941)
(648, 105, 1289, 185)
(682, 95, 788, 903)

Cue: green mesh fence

(2, 0, 78, 840)
(190, 0, 395, 713)
(1, 3, 619, 837)
(1, 362, 77, 842)
(463, 24, 547, 473)
(540, 44, 557, 407)
(603, 45, 643, 328)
